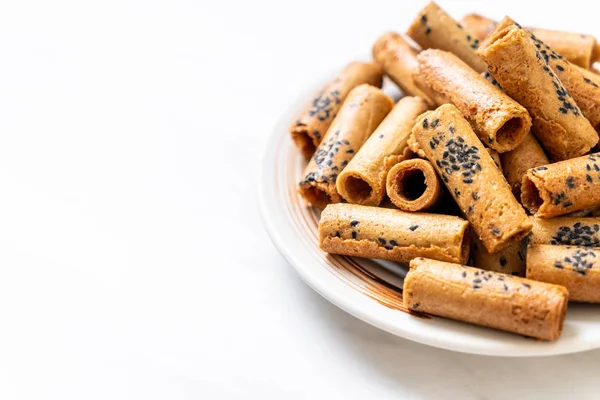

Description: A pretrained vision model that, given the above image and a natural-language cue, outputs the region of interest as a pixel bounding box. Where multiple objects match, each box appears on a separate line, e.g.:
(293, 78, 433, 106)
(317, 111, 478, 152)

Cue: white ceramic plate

(258, 70, 600, 357)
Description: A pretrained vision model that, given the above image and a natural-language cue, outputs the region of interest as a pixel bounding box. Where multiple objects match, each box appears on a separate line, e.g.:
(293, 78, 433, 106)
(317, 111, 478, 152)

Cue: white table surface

(1, 0, 600, 398)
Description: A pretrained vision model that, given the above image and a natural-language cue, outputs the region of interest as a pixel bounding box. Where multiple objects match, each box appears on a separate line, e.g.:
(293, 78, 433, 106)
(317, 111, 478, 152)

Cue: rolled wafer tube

(462, 13, 599, 68)
(471, 236, 525, 277)
(319, 203, 470, 264)
(577, 66, 600, 88)
(385, 158, 443, 212)
(290, 62, 383, 158)
(527, 245, 600, 303)
(500, 133, 549, 199)
(407, 2, 487, 73)
(521, 152, 600, 217)
(481, 71, 502, 89)
(478, 24, 598, 160)
(490, 16, 600, 131)
(526, 31, 600, 131)
(298, 85, 393, 208)
(414, 49, 531, 152)
(526, 217, 600, 247)
(460, 13, 496, 42)
(404, 258, 568, 341)
(336, 96, 429, 206)
(372, 32, 433, 104)
(411, 104, 531, 253)
(487, 148, 502, 170)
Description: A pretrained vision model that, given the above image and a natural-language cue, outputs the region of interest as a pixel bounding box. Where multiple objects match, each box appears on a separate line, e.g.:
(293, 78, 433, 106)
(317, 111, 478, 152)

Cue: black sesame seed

(350, 220, 359, 227)
(409, 225, 419, 231)
(492, 228, 501, 236)
(346, 149, 354, 154)
(461, 271, 467, 278)
(422, 118, 428, 128)
(522, 283, 531, 289)
(378, 238, 386, 245)
(587, 174, 593, 183)
(425, 27, 431, 35)
(431, 119, 439, 127)
(352, 231, 357, 239)
(503, 284, 509, 291)
(421, 15, 427, 24)
(556, 65, 564, 71)
(389, 240, 398, 247)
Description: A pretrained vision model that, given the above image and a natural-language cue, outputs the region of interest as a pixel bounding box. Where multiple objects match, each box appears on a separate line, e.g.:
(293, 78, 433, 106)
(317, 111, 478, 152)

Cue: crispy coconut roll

(527, 245, 600, 303)
(404, 258, 568, 341)
(471, 236, 525, 277)
(460, 13, 496, 42)
(319, 203, 470, 264)
(478, 24, 598, 160)
(487, 148, 502, 169)
(526, 217, 600, 247)
(372, 32, 433, 104)
(411, 104, 531, 253)
(500, 133, 549, 199)
(525, 28, 600, 131)
(462, 13, 599, 68)
(298, 85, 393, 208)
(407, 2, 487, 72)
(491, 16, 600, 130)
(468, 159, 525, 277)
(336, 96, 429, 206)
(414, 49, 531, 152)
(290, 62, 383, 158)
(385, 158, 443, 212)
(522, 153, 600, 217)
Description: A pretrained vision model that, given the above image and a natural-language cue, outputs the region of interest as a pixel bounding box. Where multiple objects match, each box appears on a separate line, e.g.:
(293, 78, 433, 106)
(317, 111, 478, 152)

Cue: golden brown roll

(500, 133, 549, 199)
(471, 236, 525, 277)
(414, 49, 531, 152)
(385, 158, 443, 212)
(528, 31, 600, 131)
(578, 66, 600, 88)
(298, 85, 393, 208)
(404, 258, 568, 341)
(461, 13, 599, 68)
(478, 24, 598, 160)
(411, 104, 531, 253)
(336, 96, 429, 206)
(460, 13, 496, 42)
(319, 203, 470, 264)
(481, 71, 502, 89)
(522, 152, 600, 217)
(526, 216, 600, 247)
(527, 245, 600, 303)
(290, 62, 383, 158)
(407, 2, 487, 73)
(487, 148, 502, 170)
(372, 32, 433, 104)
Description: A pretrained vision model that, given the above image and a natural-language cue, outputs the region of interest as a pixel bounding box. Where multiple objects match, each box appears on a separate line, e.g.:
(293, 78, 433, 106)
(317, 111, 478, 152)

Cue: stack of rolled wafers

(289, 1, 600, 342)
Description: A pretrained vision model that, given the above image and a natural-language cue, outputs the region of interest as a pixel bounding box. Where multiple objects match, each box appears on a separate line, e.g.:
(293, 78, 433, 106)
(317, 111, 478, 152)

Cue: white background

(0, 0, 600, 398)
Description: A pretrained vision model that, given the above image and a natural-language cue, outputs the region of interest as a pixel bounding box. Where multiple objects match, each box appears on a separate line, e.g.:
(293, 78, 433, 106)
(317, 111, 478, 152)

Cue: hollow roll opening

(300, 186, 332, 209)
(343, 175, 375, 205)
(291, 129, 317, 158)
(521, 176, 543, 214)
(398, 168, 427, 201)
(495, 117, 525, 149)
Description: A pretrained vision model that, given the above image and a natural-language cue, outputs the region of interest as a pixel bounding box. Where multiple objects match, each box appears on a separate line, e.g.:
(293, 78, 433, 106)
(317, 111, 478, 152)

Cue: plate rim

(257, 66, 600, 357)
